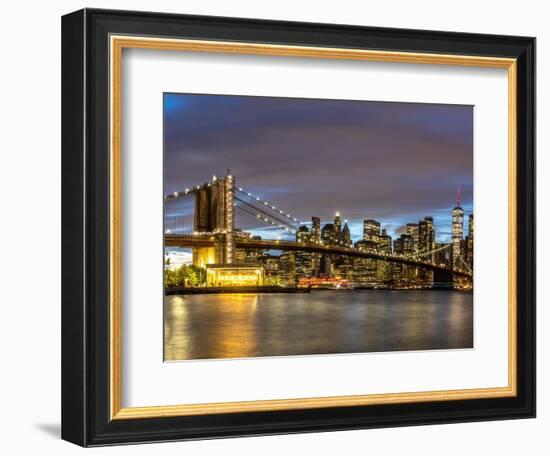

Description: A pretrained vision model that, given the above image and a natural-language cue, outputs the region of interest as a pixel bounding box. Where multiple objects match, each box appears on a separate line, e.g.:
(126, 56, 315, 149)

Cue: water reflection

(164, 291, 473, 361)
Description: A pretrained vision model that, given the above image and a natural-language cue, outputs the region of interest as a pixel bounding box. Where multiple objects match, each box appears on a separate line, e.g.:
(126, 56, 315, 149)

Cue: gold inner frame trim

(109, 35, 517, 420)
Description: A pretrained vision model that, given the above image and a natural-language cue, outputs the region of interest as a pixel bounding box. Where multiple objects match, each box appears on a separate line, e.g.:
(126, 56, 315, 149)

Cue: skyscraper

(295, 226, 314, 278)
(452, 186, 465, 267)
(310, 216, 321, 243)
(405, 223, 419, 255)
(341, 222, 352, 247)
(418, 217, 435, 286)
(296, 225, 309, 244)
(333, 212, 342, 237)
(378, 229, 392, 254)
(310, 216, 321, 276)
(363, 219, 381, 244)
(392, 234, 414, 284)
(321, 223, 335, 245)
(321, 223, 335, 275)
(335, 221, 353, 279)
(353, 239, 378, 286)
(377, 229, 393, 284)
(418, 217, 435, 260)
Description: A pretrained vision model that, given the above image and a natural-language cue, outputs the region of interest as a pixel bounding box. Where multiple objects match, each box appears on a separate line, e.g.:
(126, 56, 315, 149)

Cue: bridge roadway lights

(164, 234, 472, 280)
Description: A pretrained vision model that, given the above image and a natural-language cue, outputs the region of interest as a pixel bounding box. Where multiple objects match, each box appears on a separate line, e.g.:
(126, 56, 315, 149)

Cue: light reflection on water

(163, 291, 473, 361)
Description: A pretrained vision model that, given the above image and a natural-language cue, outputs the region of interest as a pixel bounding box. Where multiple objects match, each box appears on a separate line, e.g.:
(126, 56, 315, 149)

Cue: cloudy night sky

(164, 93, 473, 243)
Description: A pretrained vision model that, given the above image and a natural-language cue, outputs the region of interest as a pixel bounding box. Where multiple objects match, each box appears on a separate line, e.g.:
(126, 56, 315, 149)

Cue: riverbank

(165, 286, 311, 295)
(166, 286, 471, 295)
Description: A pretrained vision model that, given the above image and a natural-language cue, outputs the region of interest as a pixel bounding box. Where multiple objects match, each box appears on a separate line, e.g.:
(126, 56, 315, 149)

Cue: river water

(164, 290, 473, 361)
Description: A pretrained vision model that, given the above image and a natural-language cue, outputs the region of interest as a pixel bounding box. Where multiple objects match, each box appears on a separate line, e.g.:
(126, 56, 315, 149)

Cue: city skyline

(163, 92, 474, 362)
(164, 93, 473, 243)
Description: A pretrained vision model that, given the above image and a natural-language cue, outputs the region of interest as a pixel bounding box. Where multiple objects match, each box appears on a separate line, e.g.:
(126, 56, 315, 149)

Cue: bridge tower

(193, 172, 235, 266)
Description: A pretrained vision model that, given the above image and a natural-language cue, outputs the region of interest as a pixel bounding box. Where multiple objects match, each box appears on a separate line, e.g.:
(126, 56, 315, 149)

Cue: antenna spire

(456, 185, 462, 207)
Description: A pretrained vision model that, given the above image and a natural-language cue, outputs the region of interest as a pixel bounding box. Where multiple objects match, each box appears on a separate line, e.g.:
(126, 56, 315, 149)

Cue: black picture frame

(62, 8, 536, 447)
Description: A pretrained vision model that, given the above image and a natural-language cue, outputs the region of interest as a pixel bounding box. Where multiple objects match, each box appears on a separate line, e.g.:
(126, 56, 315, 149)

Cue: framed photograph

(62, 8, 535, 446)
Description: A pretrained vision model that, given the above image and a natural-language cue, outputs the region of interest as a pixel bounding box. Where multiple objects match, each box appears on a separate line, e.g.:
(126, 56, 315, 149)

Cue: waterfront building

(259, 254, 283, 286)
(206, 264, 265, 287)
(298, 276, 352, 289)
(279, 251, 296, 286)
(336, 259, 354, 281)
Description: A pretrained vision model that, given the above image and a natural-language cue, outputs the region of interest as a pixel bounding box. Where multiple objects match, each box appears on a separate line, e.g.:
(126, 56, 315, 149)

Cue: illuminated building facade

(335, 221, 354, 279)
(406, 223, 419, 253)
(418, 217, 435, 260)
(377, 229, 393, 283)
(341, 222, 352, 247)
(321, 223, 335, 245)
(206, 264, 265, 287)
(259, 254, 282, 285)
(192, 246, 217, 268)
(353, 239, 378, 285)
(310, 216, 321, 276)
(333, 212, 342, 237)
(392, 236, 405, 282)
(295, 226, 314, 278)
(320, 223, 335, 275)
(392, 234, 418, 284)
(298, 276, 352, 289)
(418, 216, 435, 286)
(363, 219, 381, 242)
(279, 251, 297, 286)
(311, 216, 321, 242)
(378, 229, 392, 253)
(452, 187, 465, 267)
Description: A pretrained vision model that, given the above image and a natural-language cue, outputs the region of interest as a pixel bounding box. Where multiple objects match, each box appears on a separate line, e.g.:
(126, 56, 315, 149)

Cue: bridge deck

(164, 234, 472, 279)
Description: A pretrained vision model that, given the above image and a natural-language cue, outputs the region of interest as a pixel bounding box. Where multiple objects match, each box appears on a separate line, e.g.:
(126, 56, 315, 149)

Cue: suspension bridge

(164, 172, 473, 280)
